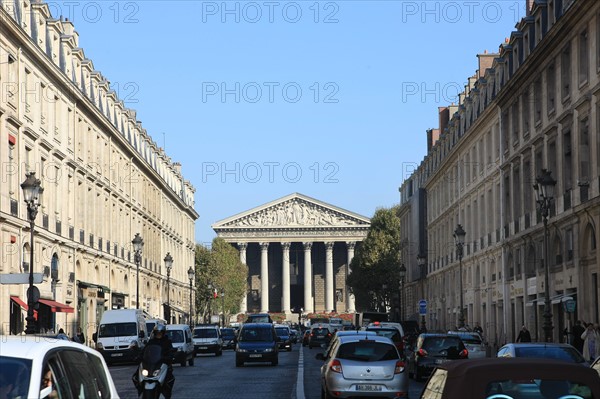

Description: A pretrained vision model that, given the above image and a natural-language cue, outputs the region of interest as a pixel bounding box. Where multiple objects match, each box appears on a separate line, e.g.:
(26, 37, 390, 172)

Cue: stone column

(303, 242, 314, 313)
(325, 242, 334, 312)
(238, 242, 248, 314)
(260, 242, 269, 313)
(282, 242, 291, 315)
(346, 241, 356, 313)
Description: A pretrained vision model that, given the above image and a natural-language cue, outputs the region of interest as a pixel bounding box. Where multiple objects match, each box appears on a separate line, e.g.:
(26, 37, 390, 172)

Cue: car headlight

(141, 369, 149, 377)
(263, 348, 273, 353)
(177, 347, 183, 352)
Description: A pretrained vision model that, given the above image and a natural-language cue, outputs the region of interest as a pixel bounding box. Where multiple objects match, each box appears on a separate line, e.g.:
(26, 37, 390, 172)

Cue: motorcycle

(133, 344, 170, 399)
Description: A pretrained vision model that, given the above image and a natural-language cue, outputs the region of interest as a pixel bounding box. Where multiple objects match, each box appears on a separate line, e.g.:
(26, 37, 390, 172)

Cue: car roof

(194, 324, 219, 329)
(501, 342, 576, 348)
(337, 334, 395, 345)
(0, 335, 97, 360)
(242, 323, 274, 329)
(166, 324, 190, 329)
(336, 330, 377, 337)
(433, 358, 600, 398)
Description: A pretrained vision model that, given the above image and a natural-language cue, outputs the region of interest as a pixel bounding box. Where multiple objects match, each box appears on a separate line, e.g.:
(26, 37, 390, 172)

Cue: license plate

(111, 353, 123, 357)
(317, 335, 324, 339)
(249, 354, 262, 358)
(356, 385, 382, 392)
(199, 346, 207, 349)
(435, 359, 450, 364)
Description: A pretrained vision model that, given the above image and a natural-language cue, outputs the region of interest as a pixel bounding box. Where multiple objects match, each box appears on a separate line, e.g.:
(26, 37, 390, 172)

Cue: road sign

(563, 299, 576, 313)
(418, 299, 427, 315)
(0, 273, 43, 284)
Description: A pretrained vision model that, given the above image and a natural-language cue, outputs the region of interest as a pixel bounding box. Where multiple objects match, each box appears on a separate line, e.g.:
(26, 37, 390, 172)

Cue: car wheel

(236, 359, 243, 367)
(216, 349, 222, 357)
(188, 355, 194, 366)
(271, 358, 278, 366)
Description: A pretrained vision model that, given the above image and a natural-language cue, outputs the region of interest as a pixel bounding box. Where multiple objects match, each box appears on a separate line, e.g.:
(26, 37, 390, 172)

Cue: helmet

(153, 324, 166, 334)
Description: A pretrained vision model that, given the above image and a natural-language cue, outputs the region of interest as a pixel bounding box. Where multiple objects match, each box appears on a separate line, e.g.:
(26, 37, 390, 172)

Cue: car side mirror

(139, 330, 145, 339)
(315, 353, 326, 361)
(92, 332, 98, 343)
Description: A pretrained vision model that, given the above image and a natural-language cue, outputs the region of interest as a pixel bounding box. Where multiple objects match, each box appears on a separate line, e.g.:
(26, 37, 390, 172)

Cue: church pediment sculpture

(222, 198, 366, 228)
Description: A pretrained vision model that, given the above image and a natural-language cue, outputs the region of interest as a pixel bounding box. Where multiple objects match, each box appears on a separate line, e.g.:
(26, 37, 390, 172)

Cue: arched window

(51, 253, 59, 281)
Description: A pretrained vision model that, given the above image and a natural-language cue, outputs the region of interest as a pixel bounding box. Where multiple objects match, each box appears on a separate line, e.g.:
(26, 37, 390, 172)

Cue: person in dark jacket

(572, 320, 585, 354)
(516, 326, 532, 343)
(133, 324, 175, 398)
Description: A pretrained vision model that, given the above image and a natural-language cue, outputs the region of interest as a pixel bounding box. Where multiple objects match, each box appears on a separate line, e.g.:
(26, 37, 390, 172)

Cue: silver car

(447, 331, 486, 359)
(316, 334, 408, 398)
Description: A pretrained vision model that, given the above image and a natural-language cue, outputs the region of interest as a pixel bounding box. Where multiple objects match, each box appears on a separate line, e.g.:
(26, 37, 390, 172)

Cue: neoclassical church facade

(212, 193, 370, 318)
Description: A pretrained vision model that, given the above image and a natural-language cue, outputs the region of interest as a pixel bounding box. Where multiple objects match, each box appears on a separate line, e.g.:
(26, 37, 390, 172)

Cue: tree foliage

(346, 206, 402, 312)
(194, 238, 248, 323)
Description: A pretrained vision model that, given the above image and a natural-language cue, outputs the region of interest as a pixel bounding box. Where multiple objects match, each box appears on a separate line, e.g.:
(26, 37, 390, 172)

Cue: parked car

(192, 324, 223, 356)
(274, 324, 293, 351)
(308, 326, 333, 349)
(419, 358, 600, 399)
(447, 331, 486, 359)
(166, 324, 195, 367)
(235, 323, 279, 367)
(497, 342, 588, 365)
(220, 328, 237, 350)
(0, 335, 120, 399)
(407, 333, 468, 381)
(316, 334, 408, 398)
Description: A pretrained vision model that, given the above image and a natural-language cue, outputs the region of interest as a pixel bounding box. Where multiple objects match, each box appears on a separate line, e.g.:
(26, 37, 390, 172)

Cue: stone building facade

(399, 0, 600, 345)
(213, 193, 370, 318)
(0, 0, 198, 342)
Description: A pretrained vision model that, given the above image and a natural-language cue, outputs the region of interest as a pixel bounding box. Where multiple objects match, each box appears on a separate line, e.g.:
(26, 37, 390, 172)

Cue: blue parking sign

(418, 300, 427, 315)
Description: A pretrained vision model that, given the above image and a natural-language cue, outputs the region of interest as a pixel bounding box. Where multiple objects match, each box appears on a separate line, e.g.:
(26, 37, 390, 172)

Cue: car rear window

(514, 346, 586, 363)
(337, 341, 399, 362)
(422, 337, 465, 355)
(366, 328, 401, 343)
(485, 379, 592, 399)
(312, 328, 329, 335)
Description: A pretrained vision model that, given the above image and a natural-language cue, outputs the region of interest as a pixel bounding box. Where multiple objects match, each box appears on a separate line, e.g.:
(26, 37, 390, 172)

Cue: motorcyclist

(133, 324, 175, 398)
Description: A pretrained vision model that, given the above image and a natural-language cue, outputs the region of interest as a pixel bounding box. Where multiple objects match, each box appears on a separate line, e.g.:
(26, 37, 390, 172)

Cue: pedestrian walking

(74, 326, 85, 345)
(581, 323, 600, 363)
(516, 326, 531, 343)
(473, 322, 483, 335)
(572, 320, 585, 354)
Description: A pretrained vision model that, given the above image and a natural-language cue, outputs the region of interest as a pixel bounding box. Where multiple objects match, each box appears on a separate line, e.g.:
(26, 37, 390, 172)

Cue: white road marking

(296, 344, 305, 399)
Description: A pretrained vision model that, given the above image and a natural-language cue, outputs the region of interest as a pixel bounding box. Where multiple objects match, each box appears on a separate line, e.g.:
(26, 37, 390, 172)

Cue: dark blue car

(235, 323, 279, 367)
(220, 328, 236, 350)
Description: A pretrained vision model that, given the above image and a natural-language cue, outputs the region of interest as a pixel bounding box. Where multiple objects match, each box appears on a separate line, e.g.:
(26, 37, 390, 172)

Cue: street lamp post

(164, 253, 173, 323)
(187, 266, 195, 327)
(398, 264, 406, 321)
(220, 289, 225, 328)
(21, 172, 43, 334)
(454, 224, 466, 329)
(417, 253, 427, 332)
(132, 233, 144, 310)
(534, 169, 557, 342)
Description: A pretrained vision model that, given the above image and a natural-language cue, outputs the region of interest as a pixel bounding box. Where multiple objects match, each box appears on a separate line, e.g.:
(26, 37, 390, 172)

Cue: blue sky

(60, 1, 526, 243)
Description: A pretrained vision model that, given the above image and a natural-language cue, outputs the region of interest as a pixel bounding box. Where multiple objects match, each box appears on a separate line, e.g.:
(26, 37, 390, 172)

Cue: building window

(522, 90, 530, 136)
(561, 43, 571, 100)
(547, 62, 556, 114)
(566, 229, 573, 261)
(511, 102, 520, 146)
(579, 29, 589, 85)
(534, 78, 542, 124)
(579, 116, 590, 182)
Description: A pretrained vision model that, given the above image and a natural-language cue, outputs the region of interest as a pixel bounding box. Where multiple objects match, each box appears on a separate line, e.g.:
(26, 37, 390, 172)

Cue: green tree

(347, 206, 402, 313)
(194, 238, 248, 325)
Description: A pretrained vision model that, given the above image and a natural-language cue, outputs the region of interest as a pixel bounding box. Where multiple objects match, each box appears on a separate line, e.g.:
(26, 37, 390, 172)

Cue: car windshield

(166, 330, 184, 343)
(514, 346, 586, 363)
(98, 322, 137, 337)
(193, 328, 217, 338)
(0, 356, 32, 399)
(312, 328, 329, 335)
(240, 328, 273, 342)
(456, 334, 482, 345)
(275, 328, 289, 336)
(337, 341, 399, 362)
(221, 329, 235, 338)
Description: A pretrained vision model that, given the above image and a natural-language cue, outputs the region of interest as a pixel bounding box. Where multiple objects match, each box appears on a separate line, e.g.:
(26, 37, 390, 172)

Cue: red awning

(10, 296, 28, 310)
(38, 299, 75, 313)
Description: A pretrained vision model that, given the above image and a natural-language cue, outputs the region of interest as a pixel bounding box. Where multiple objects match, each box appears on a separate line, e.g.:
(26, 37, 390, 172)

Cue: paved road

(110, 344, 425, 398)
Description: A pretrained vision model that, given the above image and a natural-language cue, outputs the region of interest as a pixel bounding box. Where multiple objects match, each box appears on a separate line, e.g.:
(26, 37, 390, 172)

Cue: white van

(166, 324, 195, 367)
(94, 309, 148, 365)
